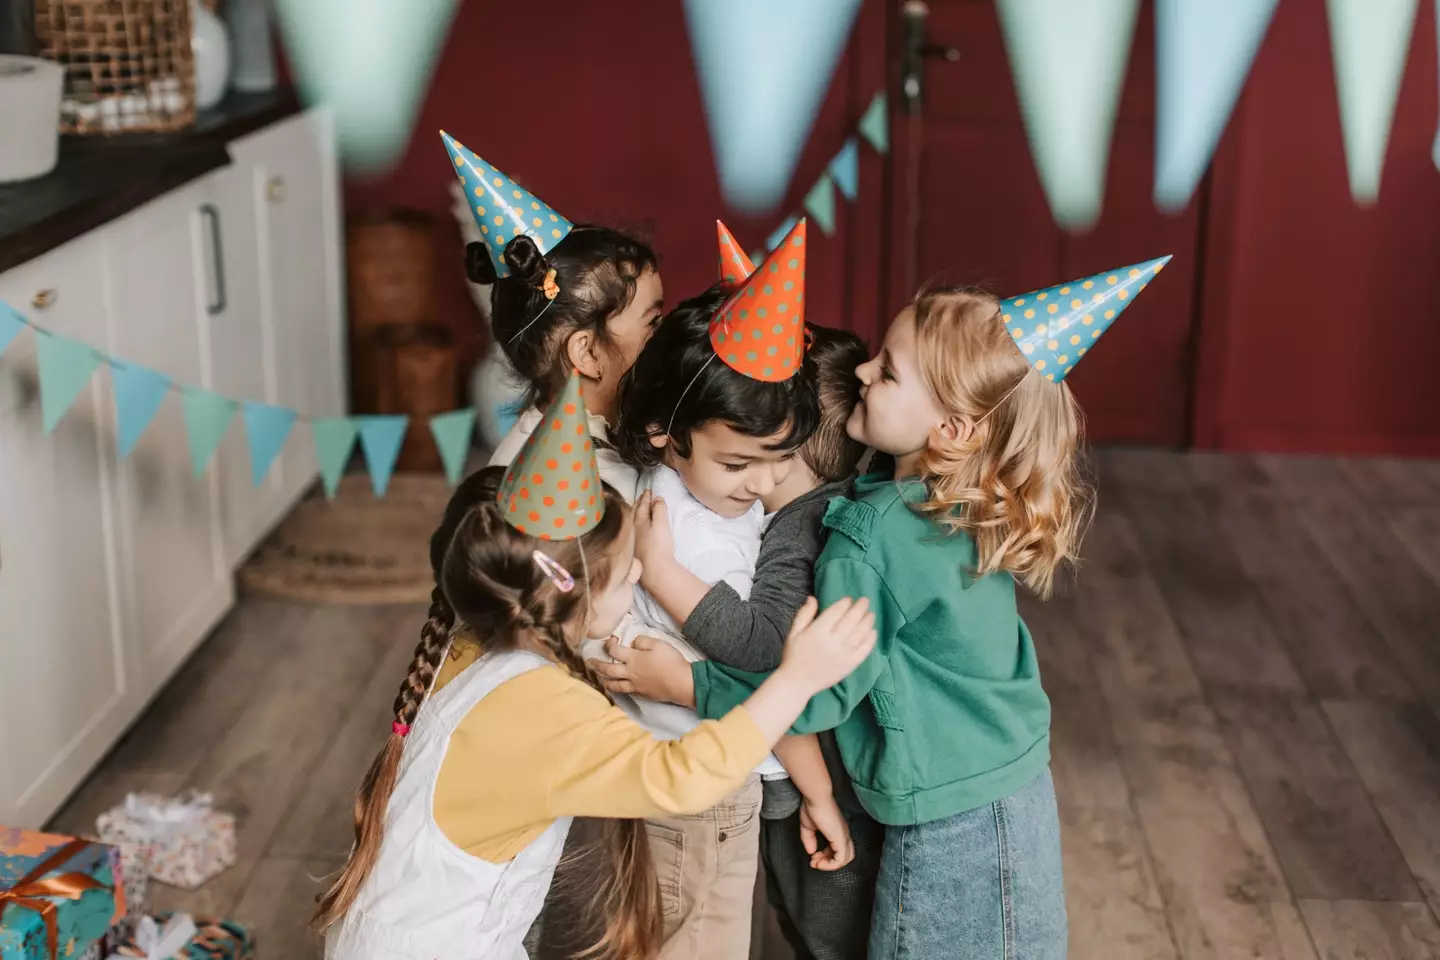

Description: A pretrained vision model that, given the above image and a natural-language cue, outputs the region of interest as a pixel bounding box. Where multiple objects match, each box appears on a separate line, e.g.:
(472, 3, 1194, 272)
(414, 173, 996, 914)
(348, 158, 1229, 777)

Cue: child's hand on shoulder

(589, 635, 695, 706)
(632, 490, 675, 581)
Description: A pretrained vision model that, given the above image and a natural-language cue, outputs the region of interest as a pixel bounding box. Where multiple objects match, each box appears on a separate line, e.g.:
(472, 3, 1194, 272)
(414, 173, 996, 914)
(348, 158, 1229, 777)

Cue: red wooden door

(876, 1, 1204, 445)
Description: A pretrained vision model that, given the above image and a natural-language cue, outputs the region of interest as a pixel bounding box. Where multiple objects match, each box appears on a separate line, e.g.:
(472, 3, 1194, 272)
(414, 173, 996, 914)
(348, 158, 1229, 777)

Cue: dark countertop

(0, 88, 303, 274)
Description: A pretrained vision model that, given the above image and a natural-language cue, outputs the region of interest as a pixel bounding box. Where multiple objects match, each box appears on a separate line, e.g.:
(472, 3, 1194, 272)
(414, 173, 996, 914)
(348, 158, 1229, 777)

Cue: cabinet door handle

(266, 176, 286, 202)
(31, 288, 57, 310)
(199, 203, 227, 316)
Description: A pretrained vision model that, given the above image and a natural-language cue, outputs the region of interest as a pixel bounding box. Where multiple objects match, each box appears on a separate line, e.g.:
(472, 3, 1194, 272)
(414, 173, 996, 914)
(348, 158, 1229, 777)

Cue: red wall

(343, 0, 1440, 457)
(1192, 0, 1440, 455)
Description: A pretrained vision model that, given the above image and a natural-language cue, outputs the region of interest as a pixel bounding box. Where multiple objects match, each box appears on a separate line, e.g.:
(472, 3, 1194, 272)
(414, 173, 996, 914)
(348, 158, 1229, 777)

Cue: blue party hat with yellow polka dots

(441, 131, 573, 279)
(1000, 255, 1172, 382)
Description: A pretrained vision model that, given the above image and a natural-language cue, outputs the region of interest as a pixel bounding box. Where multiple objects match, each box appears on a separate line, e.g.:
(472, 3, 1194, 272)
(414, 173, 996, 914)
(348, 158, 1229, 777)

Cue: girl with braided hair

(315, 373, 876, 960)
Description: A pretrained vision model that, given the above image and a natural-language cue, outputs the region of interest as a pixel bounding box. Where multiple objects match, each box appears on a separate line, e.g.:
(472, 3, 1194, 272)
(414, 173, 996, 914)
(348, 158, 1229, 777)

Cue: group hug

(314, 131, 1169, 960)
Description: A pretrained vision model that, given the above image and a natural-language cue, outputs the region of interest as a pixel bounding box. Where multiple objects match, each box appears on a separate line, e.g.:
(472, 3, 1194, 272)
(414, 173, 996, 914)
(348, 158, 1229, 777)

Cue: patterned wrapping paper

(104, 914, 253, 960)
(75, 840, 150, 956)
(0, 829, 125, 960)
(105, 844, 149, 945)
(95, 796, 235, 891)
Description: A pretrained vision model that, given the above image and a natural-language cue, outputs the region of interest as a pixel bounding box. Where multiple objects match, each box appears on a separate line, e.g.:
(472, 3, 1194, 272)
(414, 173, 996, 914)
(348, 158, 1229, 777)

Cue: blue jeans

(869, 769, 1067, 960)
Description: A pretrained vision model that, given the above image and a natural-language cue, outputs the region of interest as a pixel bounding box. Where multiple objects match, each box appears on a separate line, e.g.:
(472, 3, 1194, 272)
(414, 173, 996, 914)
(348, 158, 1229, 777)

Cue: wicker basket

(35, 0, 196, 134)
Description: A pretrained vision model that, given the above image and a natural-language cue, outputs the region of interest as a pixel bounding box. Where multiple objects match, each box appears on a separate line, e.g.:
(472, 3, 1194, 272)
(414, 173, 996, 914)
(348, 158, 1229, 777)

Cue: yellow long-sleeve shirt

(430, 641, 770, 863)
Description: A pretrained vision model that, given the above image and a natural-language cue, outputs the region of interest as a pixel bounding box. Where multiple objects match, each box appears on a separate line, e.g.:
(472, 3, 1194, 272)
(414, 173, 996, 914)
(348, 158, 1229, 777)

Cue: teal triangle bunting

(181, 388, 236, 477)
(357, 415, 409, 496)
(429, 408, 476, 486)
(36, 332, 103, 434)
(311, 417, 360, 499)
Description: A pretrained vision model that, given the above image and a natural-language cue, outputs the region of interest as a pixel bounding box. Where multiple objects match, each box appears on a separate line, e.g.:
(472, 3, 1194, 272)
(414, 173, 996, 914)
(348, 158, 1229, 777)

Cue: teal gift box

(0, 828, 123, 960)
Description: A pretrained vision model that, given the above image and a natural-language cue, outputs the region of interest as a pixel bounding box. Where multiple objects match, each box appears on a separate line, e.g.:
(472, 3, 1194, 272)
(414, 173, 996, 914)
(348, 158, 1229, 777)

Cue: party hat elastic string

(975, 369, 1032, 426)
(508, 294, 558, 345)
(665, 353, 719, 440)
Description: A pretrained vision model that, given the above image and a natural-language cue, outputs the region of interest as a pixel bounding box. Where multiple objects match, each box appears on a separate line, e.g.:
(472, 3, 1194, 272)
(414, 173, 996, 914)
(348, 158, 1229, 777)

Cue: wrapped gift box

(0, 829, 125, 960)
(95, 796, 234, 891)
(104, 914, 252, 960)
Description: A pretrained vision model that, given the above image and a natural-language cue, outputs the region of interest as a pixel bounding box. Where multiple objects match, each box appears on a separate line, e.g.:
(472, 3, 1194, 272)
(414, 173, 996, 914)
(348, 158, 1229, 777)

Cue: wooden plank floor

(48, 450, 1440, 959)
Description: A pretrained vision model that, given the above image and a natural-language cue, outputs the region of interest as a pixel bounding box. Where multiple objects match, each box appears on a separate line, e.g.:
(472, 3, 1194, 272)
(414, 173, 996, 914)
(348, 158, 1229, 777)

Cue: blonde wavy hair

(910, 285, 1093, 597)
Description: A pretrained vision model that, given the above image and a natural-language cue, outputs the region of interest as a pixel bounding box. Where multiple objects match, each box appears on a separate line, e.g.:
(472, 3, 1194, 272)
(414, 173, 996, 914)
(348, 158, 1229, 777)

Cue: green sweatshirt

(692, 474, 1052, 826)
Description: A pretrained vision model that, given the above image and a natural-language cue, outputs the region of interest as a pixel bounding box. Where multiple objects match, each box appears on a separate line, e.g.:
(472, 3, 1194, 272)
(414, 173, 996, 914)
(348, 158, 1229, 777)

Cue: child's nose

(746, 468, 777, 497)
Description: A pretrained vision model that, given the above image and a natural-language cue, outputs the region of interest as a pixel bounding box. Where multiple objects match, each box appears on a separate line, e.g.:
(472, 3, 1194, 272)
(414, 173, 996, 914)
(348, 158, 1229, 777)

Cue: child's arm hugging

(599, 555, 899, 735)
(633, 490, 823, 671)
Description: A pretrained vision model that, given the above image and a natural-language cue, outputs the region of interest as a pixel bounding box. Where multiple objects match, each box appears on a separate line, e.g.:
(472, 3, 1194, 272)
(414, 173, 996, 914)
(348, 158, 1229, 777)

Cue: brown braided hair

(314, 467, 661, 959)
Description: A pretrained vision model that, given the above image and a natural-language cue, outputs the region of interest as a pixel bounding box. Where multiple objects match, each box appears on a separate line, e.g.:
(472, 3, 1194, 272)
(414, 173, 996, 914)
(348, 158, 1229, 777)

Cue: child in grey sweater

(599, 325, 881, 960)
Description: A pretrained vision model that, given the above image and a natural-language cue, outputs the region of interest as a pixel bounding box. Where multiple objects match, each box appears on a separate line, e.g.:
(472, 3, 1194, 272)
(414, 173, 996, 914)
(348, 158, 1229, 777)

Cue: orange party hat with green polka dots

(441, 131, 573, 280)
(717, 220, 755, 285)
(710, 218, 807, 382)
(999, 255, 1172, 382)
(497, 372, 604, 540)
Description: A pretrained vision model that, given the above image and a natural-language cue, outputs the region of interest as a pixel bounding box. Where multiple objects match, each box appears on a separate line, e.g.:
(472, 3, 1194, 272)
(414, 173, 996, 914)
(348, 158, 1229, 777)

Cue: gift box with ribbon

(104, 913, 252, 960)
(0, 828, 125, 960)
(95, 795, 234, 892)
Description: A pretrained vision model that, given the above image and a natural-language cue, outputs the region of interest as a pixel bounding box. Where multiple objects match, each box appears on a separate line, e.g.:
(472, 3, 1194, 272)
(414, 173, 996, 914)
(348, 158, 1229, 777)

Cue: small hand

(780, 597, 876, 696)
(799, 795, 854, 871)
(588, 635, 696, 706)
(632, 490, 674, 580)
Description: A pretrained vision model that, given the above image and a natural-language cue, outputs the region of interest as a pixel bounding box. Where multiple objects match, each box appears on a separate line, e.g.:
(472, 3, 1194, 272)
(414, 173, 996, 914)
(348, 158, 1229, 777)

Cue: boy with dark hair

(597, 221, 854, 959)
(599, 312, 882, 960)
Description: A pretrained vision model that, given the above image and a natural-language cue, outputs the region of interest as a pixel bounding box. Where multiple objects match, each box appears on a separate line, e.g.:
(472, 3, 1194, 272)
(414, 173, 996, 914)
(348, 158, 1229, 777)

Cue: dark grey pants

(760, 801, 884, 960)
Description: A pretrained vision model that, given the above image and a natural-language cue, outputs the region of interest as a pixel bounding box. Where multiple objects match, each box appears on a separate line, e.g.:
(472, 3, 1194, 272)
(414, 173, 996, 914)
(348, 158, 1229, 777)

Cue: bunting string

(744, 91, 888, 263)
(0, 303, 477, 499)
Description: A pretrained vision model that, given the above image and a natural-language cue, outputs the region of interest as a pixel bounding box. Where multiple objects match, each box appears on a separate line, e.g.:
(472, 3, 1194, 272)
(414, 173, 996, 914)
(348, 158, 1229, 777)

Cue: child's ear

(566, 329, 604, 381)
(647, 426, 669, 450)
(933, 416, 973, 446)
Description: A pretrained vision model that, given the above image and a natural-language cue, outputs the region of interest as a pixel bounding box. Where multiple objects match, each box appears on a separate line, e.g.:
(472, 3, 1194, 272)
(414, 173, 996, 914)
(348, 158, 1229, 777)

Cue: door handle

(901, 0, 960, 116)
(199, 203, 227, 316)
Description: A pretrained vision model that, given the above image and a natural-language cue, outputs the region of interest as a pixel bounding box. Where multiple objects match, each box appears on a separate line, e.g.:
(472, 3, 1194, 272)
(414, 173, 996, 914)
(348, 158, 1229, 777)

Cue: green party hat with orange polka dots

(710, 218, 807, 382)
(497, 372, 604, 540)
(717, 220, 755, 285)
(999, 255, 1172, 382)
(441, 131, 573, 280)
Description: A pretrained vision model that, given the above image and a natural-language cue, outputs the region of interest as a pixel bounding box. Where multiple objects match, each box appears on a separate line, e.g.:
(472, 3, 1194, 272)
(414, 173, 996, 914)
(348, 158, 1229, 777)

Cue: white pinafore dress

(326, 650, 571, 960)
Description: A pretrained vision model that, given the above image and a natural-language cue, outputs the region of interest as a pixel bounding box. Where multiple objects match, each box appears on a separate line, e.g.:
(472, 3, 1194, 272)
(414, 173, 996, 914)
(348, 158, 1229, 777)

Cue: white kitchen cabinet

(205, 159, 280, 569)
(0, 106, 345, 827)
(224, 109, 346, 543)
(0, 235, 132, 828)
(101, 182, 236, 689)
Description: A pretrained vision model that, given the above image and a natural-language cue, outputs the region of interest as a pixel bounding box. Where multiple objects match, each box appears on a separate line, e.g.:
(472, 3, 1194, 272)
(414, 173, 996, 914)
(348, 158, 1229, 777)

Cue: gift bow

(108, 913, 198, 959)
(123, 792, 214, 832)
(0, 839, 109, 960)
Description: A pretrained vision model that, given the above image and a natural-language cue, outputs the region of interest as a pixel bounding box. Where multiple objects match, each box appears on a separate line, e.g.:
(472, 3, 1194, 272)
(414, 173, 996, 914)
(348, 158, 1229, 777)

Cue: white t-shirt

(488, 405, 640, 504)
(584, 465, 786, 779)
